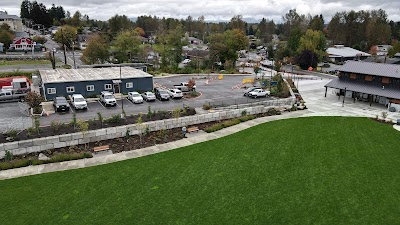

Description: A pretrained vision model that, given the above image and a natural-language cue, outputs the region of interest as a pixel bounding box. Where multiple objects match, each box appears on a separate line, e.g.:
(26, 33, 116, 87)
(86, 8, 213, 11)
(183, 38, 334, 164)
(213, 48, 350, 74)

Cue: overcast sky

(2, 0, 400, 23)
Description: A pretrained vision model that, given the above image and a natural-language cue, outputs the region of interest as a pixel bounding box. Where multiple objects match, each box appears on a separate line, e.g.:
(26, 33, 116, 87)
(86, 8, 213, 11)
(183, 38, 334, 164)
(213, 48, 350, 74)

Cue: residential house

(326, 45, 370, 63)
(0, 11, 22, 33)
(376, 45, 392, 56)
(9, 37, 36, 51)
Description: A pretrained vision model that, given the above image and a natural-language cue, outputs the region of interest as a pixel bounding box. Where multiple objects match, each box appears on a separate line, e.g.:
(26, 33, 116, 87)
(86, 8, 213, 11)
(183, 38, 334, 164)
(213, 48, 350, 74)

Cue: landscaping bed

(0, 107, 196, 143)
(0, 108, 284, 170)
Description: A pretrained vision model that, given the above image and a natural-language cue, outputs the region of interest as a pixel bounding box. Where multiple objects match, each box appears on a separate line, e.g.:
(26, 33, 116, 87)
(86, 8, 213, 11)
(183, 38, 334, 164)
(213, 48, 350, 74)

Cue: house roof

(362, 57, 400, 64)
(0, 12, 21, 20)
(325, 78, 400, 99)
(326, 45, 370, 58)
(338, 61, 400, 79)
(12, 37, 33, 45)
(40, 67, 152, 84)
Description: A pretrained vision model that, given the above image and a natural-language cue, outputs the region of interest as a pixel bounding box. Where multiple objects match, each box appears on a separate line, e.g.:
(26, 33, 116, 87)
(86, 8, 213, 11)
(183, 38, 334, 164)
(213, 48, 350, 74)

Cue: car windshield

(75, 98, 85, 102)
(175, 90, 182, 93)
(147, 93, 154, 96)
(104, 95, 113, 99)
(57, 98, 67, 103)
(132, 94, 140, 97)
(159, 90, 168, 94)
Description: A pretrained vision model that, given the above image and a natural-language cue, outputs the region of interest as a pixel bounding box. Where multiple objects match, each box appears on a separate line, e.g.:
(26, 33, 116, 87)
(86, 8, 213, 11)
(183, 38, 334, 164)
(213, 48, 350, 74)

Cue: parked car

(167, 89, 183, 99)
(100, 91, 117, 107)
(141, 91, 156, 102)
(243, 87, 262, 96)
(182, 59, 191, 64)
(69, 94, 87, 110)
(53, 96, 70, 112)
(247, 88, 270, 98)
(174, 82, 196, 92)
(127, 91, 144, 103)
(154, 88, 170, 101)
(0, 89, 27, 102)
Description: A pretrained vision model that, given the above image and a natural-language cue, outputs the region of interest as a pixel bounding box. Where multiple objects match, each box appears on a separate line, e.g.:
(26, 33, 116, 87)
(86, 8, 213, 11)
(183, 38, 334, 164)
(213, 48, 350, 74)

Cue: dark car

(154, 88, 170, 101)
(53, 96, 70, 112)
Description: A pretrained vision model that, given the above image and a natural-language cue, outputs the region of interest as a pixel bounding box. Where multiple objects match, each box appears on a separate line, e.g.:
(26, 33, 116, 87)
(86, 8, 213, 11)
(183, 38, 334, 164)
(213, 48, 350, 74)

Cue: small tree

(71, 113, 77, 129)
(147, 106, 154, 119)
(25, 92, 44, 114)
(187, 78, 196, 92)
(77, 120, 89, 149)
(172, 108, 181, 118)
(136, 113, 145, 144)
(97, 112, 104, 127)
(34, 116, 40, 134)
(381, 111, 388, 121)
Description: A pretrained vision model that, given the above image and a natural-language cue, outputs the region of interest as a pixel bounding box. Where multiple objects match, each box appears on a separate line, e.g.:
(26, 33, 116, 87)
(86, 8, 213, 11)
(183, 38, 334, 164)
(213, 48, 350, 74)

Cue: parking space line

(126, 99, 136, 105)
(98, 100, 107, 109)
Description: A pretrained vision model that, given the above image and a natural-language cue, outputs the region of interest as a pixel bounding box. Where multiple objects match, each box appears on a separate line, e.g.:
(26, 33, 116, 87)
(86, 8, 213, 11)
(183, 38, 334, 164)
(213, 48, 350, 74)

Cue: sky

(2, 0, 400, 23)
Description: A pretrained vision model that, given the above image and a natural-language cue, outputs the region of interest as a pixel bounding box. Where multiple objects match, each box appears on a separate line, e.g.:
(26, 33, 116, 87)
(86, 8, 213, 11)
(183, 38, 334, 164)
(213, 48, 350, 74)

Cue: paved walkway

(0, 110, 309, 180)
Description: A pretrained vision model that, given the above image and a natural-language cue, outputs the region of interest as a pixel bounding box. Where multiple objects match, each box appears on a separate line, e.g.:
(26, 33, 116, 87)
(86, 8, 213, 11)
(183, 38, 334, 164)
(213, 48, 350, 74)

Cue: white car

(128, 91, 144, 103)
(167, 89, 183, 99)
(182, 59, 191, 64)
(141, 92, 156, 102)
(70, 94, 87, 110)
(100, 91, 117, 107)
(247, 88, 270, 98)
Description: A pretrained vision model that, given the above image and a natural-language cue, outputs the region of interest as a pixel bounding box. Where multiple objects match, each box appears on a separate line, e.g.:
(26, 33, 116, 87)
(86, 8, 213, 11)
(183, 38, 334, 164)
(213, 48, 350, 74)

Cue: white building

(0, 11, 22, 33)
(326, 45, 370, 63)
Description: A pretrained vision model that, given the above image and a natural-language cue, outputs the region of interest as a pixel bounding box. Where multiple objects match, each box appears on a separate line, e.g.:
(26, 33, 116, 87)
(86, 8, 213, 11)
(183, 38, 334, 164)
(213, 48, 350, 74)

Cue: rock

(38, 153, 50, 161)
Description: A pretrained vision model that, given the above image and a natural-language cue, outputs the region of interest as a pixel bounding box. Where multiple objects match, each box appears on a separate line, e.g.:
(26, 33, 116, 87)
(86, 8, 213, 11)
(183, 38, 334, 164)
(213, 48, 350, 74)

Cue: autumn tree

(297, 29, 326, 60)
(81, 35, 109, 64)
(54, 25, 77, 49)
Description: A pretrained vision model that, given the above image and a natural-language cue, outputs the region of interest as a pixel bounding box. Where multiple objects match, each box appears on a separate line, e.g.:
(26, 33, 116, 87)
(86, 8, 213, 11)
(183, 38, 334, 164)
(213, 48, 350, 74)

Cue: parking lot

(0, 74, 272, 127)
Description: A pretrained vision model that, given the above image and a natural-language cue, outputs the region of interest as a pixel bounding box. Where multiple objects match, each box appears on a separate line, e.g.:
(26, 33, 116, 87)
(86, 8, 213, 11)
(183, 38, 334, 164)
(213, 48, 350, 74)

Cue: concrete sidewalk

(0, 110, 309, 180)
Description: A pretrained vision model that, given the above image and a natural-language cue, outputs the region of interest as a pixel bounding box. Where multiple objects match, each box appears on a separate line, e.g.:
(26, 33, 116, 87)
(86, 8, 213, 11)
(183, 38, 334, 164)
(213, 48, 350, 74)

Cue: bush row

(0, 152, 93, 171)
(205, 115, 256, 133)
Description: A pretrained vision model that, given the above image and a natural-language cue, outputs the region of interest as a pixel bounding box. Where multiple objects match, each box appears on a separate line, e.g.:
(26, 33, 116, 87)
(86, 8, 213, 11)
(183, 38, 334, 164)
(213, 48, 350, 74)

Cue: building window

(365, 75, 373, 81)
(382, 77, 391, 84)
(47, 88, 56, 94)
(66, 86, 75, 93)
(86, 85, 95, 92)
(126, 82, 133, 88)
(104, 84, 112, 90)
(350, 73, 357, 79)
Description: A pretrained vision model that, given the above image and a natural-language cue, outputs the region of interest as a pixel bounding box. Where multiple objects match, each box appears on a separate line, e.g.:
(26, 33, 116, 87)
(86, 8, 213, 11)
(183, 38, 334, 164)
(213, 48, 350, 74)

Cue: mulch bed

(0, 107, 196, 144)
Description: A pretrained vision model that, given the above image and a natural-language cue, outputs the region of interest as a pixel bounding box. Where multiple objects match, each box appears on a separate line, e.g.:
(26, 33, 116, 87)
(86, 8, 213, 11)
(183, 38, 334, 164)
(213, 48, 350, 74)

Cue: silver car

(141, 91, 156, 102)
(128, 91, 144, 103)
(167, 89, 183, 99)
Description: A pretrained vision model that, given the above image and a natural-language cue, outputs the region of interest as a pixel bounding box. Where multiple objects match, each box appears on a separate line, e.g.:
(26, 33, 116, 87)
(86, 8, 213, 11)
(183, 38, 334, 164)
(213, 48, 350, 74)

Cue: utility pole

(60, 28, 67, 65)
(72, 41, 76, 69)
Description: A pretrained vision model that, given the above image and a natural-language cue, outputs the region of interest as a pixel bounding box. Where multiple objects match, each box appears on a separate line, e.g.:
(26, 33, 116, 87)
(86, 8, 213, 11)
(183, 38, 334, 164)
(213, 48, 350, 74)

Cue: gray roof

(325, 78, 400, 99)
(40, 67, 152, 84)
(338, 60, 400, 79)
(0, 12, 21, 20)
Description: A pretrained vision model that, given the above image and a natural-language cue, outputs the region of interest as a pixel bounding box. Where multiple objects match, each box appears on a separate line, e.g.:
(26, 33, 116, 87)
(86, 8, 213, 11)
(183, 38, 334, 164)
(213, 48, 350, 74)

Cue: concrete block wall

(0, 105, 283, 159)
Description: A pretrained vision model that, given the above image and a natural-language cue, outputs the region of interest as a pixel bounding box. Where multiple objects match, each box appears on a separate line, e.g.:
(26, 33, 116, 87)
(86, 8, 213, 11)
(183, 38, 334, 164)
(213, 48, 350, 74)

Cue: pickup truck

(247, 88, 270, 98)
(69, 94, 88, 110)
(0, 89, 27, 102)
(174, 82, 196, 92)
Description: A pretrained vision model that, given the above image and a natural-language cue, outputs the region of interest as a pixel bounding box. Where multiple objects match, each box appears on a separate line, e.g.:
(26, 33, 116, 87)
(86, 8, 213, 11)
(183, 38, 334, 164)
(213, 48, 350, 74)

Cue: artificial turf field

(1, 117, 400, 225)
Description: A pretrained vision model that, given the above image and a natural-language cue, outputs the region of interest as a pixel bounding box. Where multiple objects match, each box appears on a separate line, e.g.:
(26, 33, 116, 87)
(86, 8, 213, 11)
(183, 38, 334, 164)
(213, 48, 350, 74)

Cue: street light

(52, 48, 56, 69)
(71, 41, 76, 69)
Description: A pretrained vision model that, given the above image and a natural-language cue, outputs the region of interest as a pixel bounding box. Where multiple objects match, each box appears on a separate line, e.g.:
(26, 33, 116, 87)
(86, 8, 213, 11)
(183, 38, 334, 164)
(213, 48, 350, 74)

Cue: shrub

(12, 159, 31, 168)
(97, 112, 104, 126)
(71, 113, 77, 128)
(267, 108, 278, 116)
(241, 110, 247, 116)
(3, 129, 18, 140)
(157, 110, 169, 119)
(106, 114, 122, 123)
(4, 150, 13, 161)
(0, 162, 14, 170)
(239, 115, 256, 122)
(27, 127, 34, 137)
(25, 91, 44, 109)
(172, 108, 181, 118)
(205, 123, 225, 133)
(147, 106, 154, 119)
(51, 121, 64, 132)
(191, 90, 199, 97)
(222, 119, 241, 127)
(202, 103, 211, 110)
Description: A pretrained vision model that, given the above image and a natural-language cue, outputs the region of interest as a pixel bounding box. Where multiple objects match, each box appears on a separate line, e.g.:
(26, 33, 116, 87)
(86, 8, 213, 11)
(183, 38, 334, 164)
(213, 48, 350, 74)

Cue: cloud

(2, 0, 399, 22)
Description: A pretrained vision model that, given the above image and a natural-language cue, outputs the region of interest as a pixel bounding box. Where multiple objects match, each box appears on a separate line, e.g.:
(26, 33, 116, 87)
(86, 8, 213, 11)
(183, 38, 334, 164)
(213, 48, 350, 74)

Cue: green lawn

(0, 60, 50, 66)
(1, 117, 400, 225)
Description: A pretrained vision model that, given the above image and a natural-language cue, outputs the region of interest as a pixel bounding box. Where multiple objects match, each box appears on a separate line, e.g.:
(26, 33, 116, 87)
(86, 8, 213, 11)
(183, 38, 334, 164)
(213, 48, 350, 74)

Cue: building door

(113, 84, 120, 93)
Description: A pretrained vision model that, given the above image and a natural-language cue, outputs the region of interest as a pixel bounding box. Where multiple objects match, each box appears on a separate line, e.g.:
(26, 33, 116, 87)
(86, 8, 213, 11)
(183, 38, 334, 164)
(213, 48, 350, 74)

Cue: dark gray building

(40, 67, 153, 100)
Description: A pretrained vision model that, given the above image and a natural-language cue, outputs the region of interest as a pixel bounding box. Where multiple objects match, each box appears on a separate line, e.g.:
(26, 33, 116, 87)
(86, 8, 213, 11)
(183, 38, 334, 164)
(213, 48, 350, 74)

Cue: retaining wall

(0, 104, 293, 159)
